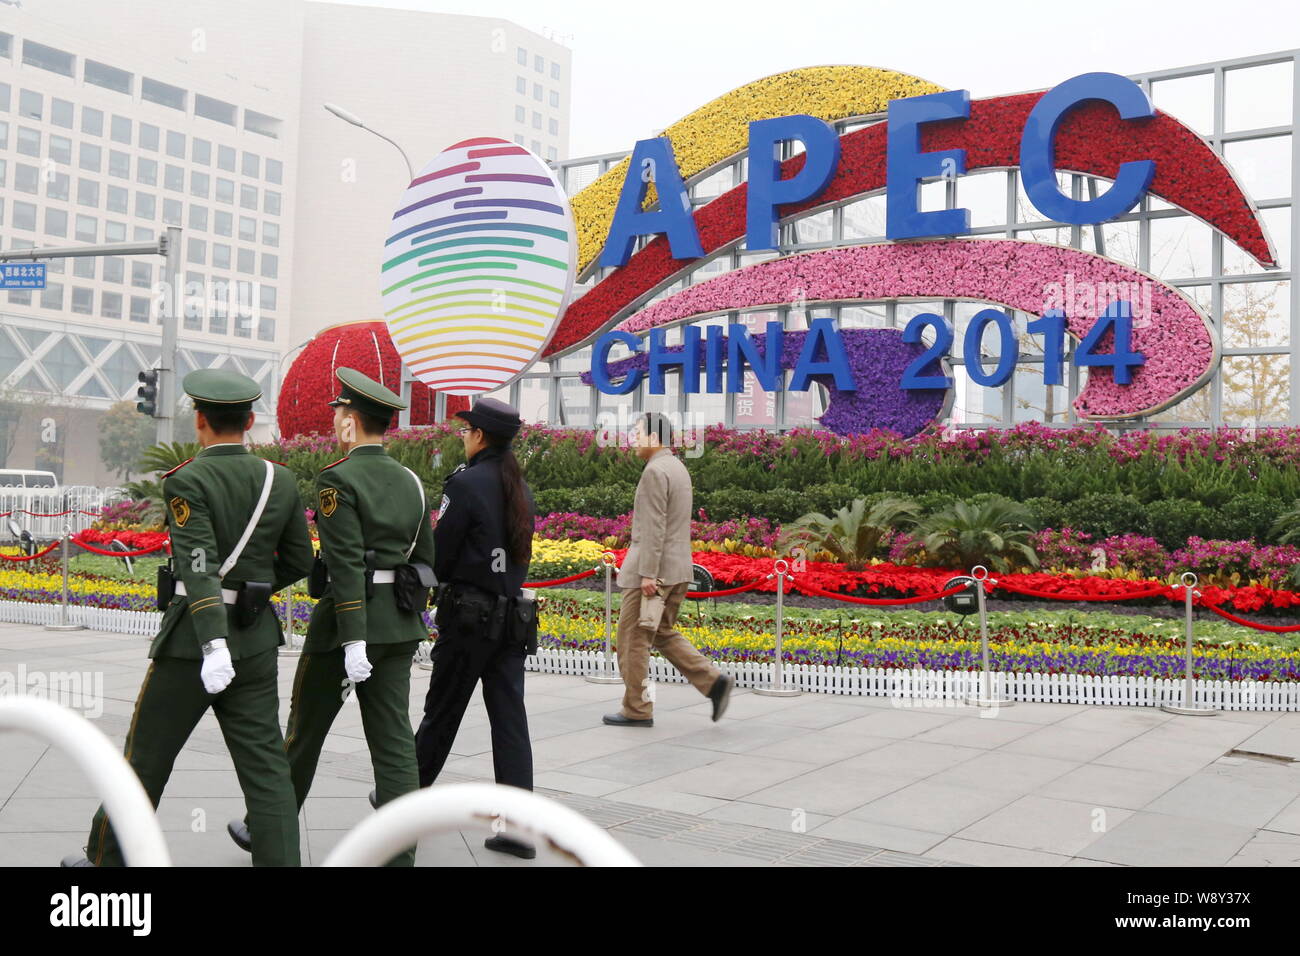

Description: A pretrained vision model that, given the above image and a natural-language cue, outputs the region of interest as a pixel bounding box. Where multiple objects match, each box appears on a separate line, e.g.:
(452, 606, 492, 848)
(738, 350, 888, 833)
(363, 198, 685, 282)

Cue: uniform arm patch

(319, 487, 339, 518)
(169, 496, 191, 527)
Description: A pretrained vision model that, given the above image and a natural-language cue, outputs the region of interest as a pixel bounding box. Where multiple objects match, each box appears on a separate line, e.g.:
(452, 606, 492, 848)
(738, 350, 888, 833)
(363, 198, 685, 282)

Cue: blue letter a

(598, 137, 704, 268)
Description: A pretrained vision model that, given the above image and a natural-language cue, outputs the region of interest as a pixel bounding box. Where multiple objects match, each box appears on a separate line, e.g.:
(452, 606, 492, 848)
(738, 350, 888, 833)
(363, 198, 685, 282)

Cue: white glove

(201, 644, 235, 695)
(344, 642, 373, 683)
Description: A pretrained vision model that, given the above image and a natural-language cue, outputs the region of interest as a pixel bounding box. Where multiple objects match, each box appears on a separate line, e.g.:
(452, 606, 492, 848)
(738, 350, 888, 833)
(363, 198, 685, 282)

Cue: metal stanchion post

(586, 552, 622, 684)
(1161, 572, 1219, 716)
(279, 585, 301, 657)
(45, 524, 85, 632)
(756, 560, 799, 697)
(963, 565, 1010, 708)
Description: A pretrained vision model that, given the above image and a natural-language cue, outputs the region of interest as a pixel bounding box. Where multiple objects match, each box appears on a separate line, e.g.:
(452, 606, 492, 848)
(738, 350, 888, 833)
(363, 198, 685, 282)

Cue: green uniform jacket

(305, 444, 435, 652)
(152, 443, 314, 661)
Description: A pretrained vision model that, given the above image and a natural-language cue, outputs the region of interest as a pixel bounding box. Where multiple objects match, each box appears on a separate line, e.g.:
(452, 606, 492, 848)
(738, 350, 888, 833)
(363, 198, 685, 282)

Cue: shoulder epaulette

(320, 456, 349, 472)
(260, 458, 288, 467)
(161, 457, 193, 478)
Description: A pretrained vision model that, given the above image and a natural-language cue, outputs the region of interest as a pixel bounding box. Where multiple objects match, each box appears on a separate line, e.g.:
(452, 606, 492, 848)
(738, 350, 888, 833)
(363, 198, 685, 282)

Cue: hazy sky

(331, 0, 1299, 157)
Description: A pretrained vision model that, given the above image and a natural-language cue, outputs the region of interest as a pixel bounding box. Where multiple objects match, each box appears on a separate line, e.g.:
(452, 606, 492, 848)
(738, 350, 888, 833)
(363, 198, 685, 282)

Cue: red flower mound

(277, 321, 469, 438)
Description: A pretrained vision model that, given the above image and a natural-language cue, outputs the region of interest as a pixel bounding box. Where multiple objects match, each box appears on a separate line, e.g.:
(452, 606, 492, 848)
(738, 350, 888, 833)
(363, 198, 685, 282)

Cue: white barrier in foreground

(322, 782, 640, 867)
(0, 696, 170, 866)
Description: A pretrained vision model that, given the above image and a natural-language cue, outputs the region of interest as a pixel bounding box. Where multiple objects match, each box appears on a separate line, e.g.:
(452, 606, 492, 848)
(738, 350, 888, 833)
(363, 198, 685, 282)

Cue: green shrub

(781, 497, 920, 570)
(1023, 497, 1067, 531)
(1059, 493, 1147, 539)
(1146, 499, 1217, 549)
(1217, 493, 1287, 543)
(916, 496, 1039, 572)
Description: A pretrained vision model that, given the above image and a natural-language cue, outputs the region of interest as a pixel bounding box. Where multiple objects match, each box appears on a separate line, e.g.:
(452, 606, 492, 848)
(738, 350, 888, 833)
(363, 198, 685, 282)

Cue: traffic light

(136, 369, 159, 417)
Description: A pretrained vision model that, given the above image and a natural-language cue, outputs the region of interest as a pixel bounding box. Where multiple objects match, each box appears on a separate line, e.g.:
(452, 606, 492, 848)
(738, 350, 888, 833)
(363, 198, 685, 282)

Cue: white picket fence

(3, 600, 1298, 712)
(0, 486, 129, 540)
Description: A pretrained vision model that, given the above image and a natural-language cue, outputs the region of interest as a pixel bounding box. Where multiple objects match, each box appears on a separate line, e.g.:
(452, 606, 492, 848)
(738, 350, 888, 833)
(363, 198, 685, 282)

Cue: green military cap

(183, 368, 261, 409)
(328, 366, 406, 420)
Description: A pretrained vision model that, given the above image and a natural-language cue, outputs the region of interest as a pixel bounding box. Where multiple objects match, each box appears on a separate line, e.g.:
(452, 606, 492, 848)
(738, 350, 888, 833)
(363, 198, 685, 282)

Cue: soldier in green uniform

(228, 367, 434, 867)
(63, 369, 313, 867)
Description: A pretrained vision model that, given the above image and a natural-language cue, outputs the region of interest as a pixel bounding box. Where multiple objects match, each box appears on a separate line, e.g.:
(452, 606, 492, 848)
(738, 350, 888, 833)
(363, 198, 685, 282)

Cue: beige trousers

(616, 582, 721, 720)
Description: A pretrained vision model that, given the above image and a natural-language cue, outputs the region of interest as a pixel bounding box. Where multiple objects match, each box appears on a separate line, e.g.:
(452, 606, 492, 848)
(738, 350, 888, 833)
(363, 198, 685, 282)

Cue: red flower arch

(277, 321, 469, 438)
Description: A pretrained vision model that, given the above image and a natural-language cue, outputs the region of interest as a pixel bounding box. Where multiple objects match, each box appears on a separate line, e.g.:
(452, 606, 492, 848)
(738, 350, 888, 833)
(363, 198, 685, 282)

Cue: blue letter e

(598, 137, 704, 268)
(886, 90, 971, 240)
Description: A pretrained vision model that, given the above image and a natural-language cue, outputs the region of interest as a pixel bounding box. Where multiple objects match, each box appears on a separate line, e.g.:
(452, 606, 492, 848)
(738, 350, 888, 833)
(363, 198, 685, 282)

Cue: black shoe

(484, 835, 536, 859)
(60, 854, 94, 868)
(227, 820, 252, 853)
(368, 789, 378, 810)
(602, 712, 653, 727)
(708, 674, 734, 722)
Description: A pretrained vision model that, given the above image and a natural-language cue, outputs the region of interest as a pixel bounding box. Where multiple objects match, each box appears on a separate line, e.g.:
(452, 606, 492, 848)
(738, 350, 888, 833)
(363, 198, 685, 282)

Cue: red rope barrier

(1200, 602, 1300, 633)
(687, 577, 769, 598)
(71, 539, 169, 558)
(0, 541, 61, 562)
(792, 577, 973, 606)
(993, 580, 1171, 602)
(524, 567, 600, 588)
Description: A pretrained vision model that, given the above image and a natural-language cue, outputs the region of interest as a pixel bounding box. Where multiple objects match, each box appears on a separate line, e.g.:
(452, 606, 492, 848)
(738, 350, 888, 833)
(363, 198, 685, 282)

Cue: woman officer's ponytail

(486, 431, 533, 567)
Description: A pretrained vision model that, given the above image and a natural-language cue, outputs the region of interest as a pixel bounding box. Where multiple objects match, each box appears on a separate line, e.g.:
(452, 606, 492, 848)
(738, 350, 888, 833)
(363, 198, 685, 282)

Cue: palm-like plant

(124, 442, 202, 515)
(916, 496, 1039, 573)
(780, 497, 920, 570)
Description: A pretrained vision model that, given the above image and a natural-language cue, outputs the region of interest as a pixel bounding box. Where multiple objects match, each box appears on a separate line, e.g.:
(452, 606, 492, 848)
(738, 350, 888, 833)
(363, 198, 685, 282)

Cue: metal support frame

(585, 552, 622, 684)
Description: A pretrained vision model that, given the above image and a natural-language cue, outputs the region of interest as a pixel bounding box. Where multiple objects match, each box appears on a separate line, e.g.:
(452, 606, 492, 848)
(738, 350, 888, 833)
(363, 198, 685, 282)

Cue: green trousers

(85, 648, 299, 867)
(282, 641, 421, 866)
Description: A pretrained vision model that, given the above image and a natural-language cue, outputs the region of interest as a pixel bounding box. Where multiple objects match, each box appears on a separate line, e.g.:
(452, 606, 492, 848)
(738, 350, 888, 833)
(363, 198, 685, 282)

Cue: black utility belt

(434, 583, 538, 655)
(309, 552, 436, 613)
(157, 565, 272, 628)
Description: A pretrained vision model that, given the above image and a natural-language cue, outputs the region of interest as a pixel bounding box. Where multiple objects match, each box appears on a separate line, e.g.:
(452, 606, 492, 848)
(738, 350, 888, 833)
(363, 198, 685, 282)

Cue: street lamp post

(323, 102, 414, 184)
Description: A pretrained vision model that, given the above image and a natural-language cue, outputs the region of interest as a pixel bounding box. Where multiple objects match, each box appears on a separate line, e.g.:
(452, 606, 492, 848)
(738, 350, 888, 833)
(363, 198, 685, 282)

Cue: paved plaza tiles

(1, 621, 1298, 866)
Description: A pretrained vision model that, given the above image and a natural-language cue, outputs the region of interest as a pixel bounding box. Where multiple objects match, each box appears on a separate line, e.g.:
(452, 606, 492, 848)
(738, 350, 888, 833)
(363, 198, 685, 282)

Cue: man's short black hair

(354, 409, 392, 436)
(197, 403, 252, 435)
(639, 412, 674, 448)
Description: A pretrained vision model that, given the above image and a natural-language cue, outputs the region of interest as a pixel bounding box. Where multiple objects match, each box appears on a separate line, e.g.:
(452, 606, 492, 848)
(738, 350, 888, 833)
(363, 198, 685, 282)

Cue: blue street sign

(0, 263, 46, 289)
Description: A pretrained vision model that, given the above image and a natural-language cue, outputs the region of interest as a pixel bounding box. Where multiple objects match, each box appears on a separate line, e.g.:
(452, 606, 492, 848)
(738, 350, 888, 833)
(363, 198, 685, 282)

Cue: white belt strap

(327, 569, 396, 584)
(401, 466, 426, 560)
(175, 582, 239, 604)
(219, 459, 275, 578)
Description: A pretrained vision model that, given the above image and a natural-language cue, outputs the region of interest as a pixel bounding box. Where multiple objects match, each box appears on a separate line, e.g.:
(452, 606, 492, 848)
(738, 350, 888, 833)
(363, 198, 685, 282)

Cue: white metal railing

(0, 696, 170, 866)
(322, 783, 641, 867)
(0, 486, 129, 540)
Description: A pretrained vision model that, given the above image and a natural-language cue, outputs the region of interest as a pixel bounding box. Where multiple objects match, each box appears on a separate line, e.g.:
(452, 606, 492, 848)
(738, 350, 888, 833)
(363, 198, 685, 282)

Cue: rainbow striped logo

(381, 137, 575, 396)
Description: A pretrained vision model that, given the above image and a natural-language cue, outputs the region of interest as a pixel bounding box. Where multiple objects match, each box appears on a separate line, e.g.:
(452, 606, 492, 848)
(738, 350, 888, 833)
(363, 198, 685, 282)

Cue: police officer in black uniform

(415, 397, 539, 859)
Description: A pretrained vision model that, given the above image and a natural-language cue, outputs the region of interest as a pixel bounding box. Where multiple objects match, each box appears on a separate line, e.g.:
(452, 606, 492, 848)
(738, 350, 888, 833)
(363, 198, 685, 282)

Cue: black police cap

(455, 397, 523, 438)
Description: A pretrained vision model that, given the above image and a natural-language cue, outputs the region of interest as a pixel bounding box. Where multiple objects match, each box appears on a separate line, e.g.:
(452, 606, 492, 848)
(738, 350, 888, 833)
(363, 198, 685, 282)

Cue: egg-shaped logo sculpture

(381, 137, 576, 396)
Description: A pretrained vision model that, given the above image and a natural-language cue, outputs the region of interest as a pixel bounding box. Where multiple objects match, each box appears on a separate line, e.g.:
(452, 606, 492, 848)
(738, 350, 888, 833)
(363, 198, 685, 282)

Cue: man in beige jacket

(603, 413, 733, 727)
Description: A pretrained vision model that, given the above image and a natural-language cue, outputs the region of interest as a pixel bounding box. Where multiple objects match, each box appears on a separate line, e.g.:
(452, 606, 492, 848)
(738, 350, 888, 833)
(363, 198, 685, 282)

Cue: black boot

(484, 835, 536, 859)
(227, 820, 252, 853)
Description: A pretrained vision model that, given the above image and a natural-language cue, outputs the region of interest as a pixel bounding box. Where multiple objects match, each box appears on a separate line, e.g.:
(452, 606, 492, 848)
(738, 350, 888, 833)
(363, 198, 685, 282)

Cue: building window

(515, 105, 525, 123)
(215, 210, 233, 236)
(44, 207, 68, 237)
(51, 99, 74, 129)
(547, 146, 557, 162)
(237, 248, 255, 274)
(0, 121, 7, 149)
(209, 286, 228, 334)
(81, 108, 104, 137)
(0, 83, 8, 112)
(261, 253, 278, 279)
(131, 262, 152, 288)
(142, 78, 187, 112)
(242, 152, 260, 178)
(16, 127, 39, 156)
(106, 185, 128, 213)
(77, 178, 100, 207)
(164, 164, 185, 191)
(108, 150, 130, 179)
(165, 130, 185, 159)
(103, 258, 125, 283)
(187, 237, 206, 265)
(101, 291, 122, 319)
(513, 134, 524, 146)
(551, 62, 561, 80)
(534, 55, 544, 73)
(104, 220, 126, 242)
(258, 317, 275, 342)
(110, 115, 131, 145)
(240, 184, 258, 210)
(217, 145, 236, 171)
(183, 271, 204, 331)
(74, 257, 95, 279)
(265, 158, 282, 185)
(216, 178, 234, 204)
(18, 89, 42, 120)
(262, 221, 278, 247)
(23, 40, 75, 78)
(135, 192, 156, 219)
(0, 32, 11, 59)
(72, 287, 93, 315)
(79, 143, 101, 172)
(533, 83, 542, 101)
(516, 76, 526, 94)
(548, 118, 559, 135)
(137, 157, 158, 186)
(212, 243, 231, 269)
(263, 191, 280, 216)
(550, 90, 559, 108)
(133, 226, 153, 241)
(12, 200, 36, 231)
(162, 199, 182, 226)
(129, 295, 150, 323)
(238, 216, 256, 242)
(189, 204, 208, 231)
(75, 215, 97, 242)
(194, 94, 236, 126)
(138, 123, 159, 151)
(531, 139, 541, 154)
(243, 111, 281, 139)
(191, 170, 210, 198)
(532, 111, 541, 130)
(192, 138, 212, 165)
(85, 59, 133, 95)
(14, 163, 38, 194)
(259, 284, 277, 313)
(517, 47, 527, 65)
(40, 281, 65, 311)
